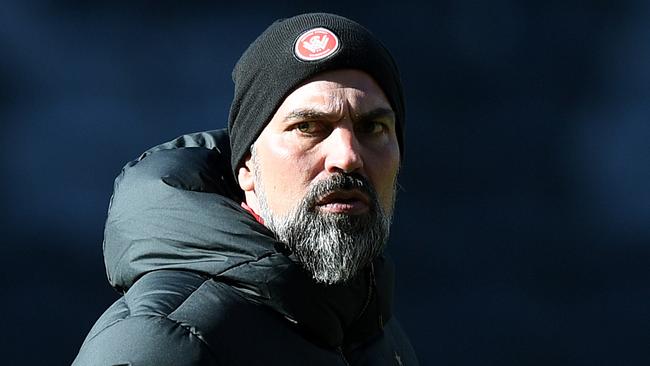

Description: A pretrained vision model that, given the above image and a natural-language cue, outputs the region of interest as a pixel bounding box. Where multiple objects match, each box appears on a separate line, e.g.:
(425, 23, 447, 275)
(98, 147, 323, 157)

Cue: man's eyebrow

(284, 108, 330, 121)
(284, 107, 395, 122)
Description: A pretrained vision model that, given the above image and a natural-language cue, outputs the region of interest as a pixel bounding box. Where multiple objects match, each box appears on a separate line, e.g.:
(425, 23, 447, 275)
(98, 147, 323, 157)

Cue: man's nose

(323, 127, 364, 174)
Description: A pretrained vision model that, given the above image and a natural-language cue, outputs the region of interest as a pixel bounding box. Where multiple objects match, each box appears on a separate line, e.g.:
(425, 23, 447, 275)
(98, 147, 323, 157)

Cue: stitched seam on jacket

(158, 315, 220, 362)
(213, 250, 280, 276)
(163, 277, 221, 360)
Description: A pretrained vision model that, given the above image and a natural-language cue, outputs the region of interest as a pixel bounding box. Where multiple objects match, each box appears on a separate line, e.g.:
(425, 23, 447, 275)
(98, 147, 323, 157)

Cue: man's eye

(357, 121, 385, 135)
(295, 121, 319, 134)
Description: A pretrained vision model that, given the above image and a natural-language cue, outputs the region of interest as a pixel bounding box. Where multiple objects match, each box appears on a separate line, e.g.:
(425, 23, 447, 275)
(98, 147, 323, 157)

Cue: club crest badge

(294, 27, 340, 61)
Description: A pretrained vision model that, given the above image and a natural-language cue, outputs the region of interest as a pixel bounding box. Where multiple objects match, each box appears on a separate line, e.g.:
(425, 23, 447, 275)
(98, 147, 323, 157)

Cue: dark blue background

(2, 1, 649, 365)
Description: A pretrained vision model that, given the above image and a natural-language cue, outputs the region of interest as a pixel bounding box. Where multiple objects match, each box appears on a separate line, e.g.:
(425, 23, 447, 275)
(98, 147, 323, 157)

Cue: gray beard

(253, 158, 394, 284)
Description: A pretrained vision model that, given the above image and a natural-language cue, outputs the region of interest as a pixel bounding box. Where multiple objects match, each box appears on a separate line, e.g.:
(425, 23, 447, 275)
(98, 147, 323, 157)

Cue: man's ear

(237, 152, 255, 192)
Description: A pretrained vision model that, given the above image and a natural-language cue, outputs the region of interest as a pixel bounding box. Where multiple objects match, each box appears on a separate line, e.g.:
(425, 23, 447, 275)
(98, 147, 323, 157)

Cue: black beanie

(228, 12, 405, 174)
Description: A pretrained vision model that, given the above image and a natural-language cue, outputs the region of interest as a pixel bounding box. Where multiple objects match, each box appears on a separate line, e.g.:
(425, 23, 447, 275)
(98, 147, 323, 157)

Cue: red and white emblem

(294, 27, 340, 61)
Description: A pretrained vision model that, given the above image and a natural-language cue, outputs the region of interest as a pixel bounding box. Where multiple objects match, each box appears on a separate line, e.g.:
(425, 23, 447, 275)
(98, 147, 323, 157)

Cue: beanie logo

(294, 27, 340, 61)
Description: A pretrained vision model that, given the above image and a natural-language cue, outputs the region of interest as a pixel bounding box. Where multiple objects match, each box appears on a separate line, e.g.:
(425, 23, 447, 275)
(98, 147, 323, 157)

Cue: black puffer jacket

(73, 129, 418, 366)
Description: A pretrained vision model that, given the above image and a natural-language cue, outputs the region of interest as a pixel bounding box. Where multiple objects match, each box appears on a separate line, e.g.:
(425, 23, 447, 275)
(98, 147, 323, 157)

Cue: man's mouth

(315, 189, 371, 214)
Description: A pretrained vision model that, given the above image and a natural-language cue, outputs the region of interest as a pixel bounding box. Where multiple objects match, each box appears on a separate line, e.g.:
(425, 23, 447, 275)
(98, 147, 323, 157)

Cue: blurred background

(1, 0, 649, 365)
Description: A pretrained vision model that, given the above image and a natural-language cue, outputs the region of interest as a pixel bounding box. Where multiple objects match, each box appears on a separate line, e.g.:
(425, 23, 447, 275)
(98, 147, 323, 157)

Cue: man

(73, 13, 418, 365)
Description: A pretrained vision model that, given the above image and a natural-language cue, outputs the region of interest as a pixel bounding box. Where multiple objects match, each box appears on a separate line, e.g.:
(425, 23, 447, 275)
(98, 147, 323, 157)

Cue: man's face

(238, 69, 401, 283)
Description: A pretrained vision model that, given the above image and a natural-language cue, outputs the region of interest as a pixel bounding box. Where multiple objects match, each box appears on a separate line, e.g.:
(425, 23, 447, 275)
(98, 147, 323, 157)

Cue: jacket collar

(217, 243, 394, 348)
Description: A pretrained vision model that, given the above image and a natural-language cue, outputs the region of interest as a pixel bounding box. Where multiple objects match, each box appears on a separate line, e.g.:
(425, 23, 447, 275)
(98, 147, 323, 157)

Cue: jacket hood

(103, 129, 394, 348)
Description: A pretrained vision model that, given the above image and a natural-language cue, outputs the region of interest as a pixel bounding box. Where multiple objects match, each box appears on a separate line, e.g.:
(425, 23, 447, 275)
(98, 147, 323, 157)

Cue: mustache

(303, 172, 379, 211)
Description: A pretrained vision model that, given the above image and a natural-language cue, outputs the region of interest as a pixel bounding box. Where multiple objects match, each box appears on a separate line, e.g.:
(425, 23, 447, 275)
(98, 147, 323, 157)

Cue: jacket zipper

(338, 347, 351, 366)
(338, 263, 381, 366)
